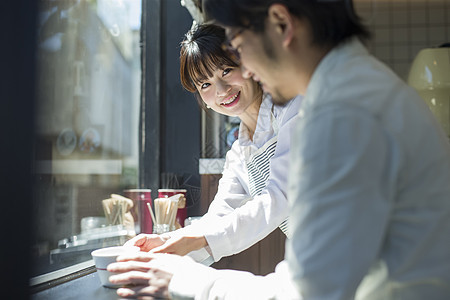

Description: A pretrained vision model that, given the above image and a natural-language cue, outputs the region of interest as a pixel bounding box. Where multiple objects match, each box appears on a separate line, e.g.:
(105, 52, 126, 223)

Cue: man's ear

(267, 3, 294, 48)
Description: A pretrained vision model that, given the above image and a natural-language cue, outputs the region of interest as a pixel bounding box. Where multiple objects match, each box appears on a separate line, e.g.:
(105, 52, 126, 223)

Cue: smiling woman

(180, 24, 243, 108)
(180, 23, 263, 138)
(119, 23, 301, 277)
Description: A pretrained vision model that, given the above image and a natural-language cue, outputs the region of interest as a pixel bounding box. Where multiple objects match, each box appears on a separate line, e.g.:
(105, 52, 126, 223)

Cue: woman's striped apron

(245, 109, 290, 238)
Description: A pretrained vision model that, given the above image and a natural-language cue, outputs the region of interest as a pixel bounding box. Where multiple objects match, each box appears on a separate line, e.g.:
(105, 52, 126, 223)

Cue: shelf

(35, 160, 123, 175)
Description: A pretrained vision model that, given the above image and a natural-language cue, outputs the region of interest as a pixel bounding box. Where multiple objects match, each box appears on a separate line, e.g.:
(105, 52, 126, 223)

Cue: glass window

(32, 0, 142, 277)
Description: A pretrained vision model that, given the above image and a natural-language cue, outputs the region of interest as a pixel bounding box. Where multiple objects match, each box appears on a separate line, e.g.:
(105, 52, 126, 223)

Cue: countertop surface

(31, 271, 120, 300)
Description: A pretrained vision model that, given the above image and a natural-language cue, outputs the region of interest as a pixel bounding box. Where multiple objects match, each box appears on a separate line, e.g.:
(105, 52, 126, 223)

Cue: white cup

(91, 245, 140, 288)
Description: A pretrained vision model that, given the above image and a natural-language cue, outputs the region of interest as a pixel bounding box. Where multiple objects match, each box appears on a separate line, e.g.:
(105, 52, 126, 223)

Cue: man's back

(286, 38, 450, 300)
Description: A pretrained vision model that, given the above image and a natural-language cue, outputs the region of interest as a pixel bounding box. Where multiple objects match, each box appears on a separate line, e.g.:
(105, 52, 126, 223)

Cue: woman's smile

(196, 65, 261, 118)
(220, 91, 240, 107)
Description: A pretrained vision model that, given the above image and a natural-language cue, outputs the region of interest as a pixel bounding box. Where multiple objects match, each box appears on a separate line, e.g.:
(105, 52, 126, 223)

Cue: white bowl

(91, 245, 140, 288)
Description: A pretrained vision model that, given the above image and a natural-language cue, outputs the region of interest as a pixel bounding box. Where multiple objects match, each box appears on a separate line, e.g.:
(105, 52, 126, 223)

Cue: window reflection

(32, 0, 141, 276)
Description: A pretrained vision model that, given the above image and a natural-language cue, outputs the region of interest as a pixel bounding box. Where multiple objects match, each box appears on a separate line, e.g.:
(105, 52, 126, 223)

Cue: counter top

(31, 271, 119, 300)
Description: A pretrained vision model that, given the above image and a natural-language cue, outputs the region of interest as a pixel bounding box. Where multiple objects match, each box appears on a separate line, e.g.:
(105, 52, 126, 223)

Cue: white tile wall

(354, 0, 450, 80)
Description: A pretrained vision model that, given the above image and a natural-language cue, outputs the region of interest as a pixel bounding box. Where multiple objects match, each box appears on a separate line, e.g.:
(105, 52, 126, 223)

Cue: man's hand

(107, 252, 196, 299)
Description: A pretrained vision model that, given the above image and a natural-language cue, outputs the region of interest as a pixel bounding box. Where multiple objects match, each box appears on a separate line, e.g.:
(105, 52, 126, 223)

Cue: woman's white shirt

(174, 94, 301, 263)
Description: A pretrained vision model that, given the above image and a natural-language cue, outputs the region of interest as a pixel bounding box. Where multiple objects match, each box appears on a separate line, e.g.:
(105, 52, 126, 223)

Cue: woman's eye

(223, 68, 233, 76)
(201, 82, 210, 89)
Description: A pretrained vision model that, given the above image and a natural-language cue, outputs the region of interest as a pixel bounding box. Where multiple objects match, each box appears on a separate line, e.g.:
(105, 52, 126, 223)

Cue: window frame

(28, 0, 163, 290)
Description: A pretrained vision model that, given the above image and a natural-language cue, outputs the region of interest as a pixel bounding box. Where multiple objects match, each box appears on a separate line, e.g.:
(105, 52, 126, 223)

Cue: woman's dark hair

(203, 0, 371, 48)
(180, 23, 240, 109)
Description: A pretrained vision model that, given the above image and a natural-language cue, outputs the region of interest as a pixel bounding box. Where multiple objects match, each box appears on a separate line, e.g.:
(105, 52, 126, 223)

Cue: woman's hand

(150, 234, 208, 256)
(124, 232, 208, 256)
(123, 234, 170, 252)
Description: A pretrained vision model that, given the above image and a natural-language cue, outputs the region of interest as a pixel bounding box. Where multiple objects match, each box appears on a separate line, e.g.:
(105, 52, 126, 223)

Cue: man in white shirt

(107, 1, 450, 299)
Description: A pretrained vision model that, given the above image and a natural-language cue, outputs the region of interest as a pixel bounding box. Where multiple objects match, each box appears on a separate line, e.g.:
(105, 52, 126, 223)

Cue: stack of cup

(123, 189, 153, 234)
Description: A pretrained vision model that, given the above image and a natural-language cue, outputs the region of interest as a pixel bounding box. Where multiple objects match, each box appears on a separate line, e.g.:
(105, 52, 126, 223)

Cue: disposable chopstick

(152, 197, 180, 229)
(146, 202, 157, 226)
(162, 198, 169, 224)
(155, 198, 160, 224)
(102, 200, 111, 224)
(165, 199, 172, 223)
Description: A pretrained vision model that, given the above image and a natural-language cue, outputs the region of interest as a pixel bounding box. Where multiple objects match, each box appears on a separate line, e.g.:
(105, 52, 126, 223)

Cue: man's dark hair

(203, 0, 370, 48)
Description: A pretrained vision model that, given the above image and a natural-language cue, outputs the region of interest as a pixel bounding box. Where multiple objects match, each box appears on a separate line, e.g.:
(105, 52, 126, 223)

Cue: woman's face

(196, 65, 260, 117)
